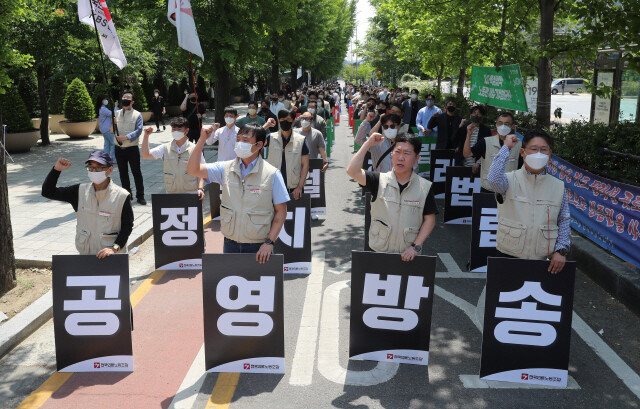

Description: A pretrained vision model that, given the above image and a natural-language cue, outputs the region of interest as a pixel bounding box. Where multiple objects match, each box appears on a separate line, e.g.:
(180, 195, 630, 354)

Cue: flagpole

(189, 52, 201, 132)
(89, 0, 120, 146)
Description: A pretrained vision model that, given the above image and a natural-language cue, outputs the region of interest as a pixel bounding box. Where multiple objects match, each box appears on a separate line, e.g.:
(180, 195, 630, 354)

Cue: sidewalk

(5, 106, 251, 265)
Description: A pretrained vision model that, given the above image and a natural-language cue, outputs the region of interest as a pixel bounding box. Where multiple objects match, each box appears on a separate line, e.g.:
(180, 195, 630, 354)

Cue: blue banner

(548, 155, 640, 268)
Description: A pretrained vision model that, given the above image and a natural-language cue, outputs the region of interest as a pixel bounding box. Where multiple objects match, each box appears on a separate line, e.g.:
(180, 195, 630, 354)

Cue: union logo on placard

(94, 362, 100, 369)
(284, 267, 289, 271)
(243, 363, 250, 370)
(521, 373, 529, 380)
(387, 354, 394, 360)
(179, 263, 184, 268)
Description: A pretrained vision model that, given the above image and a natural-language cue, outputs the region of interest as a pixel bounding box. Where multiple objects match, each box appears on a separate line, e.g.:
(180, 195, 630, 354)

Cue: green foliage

(47, 76, 66, 115)
(3, 88, 34, 133)
(63, 78, 94, 122)
(167, 82, 182, 106)
(342, 63, 375, 84)
(132, 82, 148, 111)
(15, 71, 40, 118)
(552, 121, 640, 185)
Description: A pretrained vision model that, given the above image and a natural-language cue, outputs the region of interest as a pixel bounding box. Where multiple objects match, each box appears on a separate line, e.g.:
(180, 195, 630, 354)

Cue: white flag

(78, 0, 127, 69)
(167, 0, 204, 60)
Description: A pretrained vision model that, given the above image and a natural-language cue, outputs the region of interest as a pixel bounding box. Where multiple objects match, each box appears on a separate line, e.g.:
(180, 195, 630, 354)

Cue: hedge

(63, 78, 95, 122)
(4, 87, 35, 133)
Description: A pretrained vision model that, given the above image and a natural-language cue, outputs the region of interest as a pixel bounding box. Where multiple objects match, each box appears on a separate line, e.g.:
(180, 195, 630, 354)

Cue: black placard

(428, 149, 455, 198)
(361, 151, 373, 197)
(152, 193, 204, 270)
(274, 194, 312, 274)
(470, 193, 498, 272)
(202, 253, 284, 373)
(444, 166, 481, 224)
(52, 254, 133, 372)
(304, 158, 326, 216)
(349, 251, 436, 365)
(207, 182, 221, 219)
(480, 258, 576, 387)
(364, 192, 372, 251)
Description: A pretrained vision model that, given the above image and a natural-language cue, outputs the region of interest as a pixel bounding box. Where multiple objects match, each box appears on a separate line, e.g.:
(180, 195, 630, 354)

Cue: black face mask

(446, 106, 456, 113)
(189, 98, 196, 104)
(279, 121, 292, 131)
(378, 108, 386, 115)
(121, 99, 132, 107)
(471, 115, 483, 123)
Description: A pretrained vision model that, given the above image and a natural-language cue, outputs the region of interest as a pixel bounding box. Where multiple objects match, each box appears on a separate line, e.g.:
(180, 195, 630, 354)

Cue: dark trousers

(223, 237, 263, 254)
(495, 250, 516, 259)
(153, 111, 165, 128)
(115, 146, 144, 199)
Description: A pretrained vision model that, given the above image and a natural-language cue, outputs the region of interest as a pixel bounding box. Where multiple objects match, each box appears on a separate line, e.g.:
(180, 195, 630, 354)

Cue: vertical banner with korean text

(349, 251, 436, 365)
(469, 193, 498, 272)
(52, 254, 133, 372)
(152, 193, 204, 270)
(304, 159, 326, 216)
(274, 194, 312, 274)
(444, 166, 482, 224)
(480, 258, 576, 387)
(202, 254, 284, 373)
(429, 149, 455, 198)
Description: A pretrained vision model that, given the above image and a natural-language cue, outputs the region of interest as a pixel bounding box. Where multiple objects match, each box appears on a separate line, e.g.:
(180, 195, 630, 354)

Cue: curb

(571, 234, 640, 316)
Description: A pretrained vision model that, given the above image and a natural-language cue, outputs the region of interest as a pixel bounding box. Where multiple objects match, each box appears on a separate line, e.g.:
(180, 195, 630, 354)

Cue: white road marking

(290, 251, 326, 386)
(318, 280, 399, 386)
(459, 374, 581, 389)
(329, 262, 350, 275)
(437, 253, 462, 273)
(572, 312, 640, 400)
(434, 286, 482, 331)
(167, 344, 206, 409)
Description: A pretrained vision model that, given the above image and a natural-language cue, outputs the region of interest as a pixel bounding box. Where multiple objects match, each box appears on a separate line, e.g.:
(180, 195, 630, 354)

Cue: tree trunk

(290, 65, 297, 91)
(536, 0, 554, 128)
(37, 66, 50, 146)
(0, 96, 16, 293)
(270, 33, 280, 92)
(214, 66, 231, 124)
(495, 0, 509, 67)
(457, 35, 469, 97)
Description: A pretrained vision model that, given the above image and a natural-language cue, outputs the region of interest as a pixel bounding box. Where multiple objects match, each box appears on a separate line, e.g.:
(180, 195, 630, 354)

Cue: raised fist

(54, 158, 71, 171)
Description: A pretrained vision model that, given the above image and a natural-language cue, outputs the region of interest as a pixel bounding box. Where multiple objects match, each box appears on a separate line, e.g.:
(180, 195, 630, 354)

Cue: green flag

(469, 64, 528, 111)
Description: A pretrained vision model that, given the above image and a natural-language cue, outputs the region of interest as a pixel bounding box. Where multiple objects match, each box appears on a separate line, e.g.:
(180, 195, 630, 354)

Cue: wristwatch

(555, 247, 569, 256)
(265, 238, 274, 245)
(411, 243, 422, 252)
(112, 244, 120, 253)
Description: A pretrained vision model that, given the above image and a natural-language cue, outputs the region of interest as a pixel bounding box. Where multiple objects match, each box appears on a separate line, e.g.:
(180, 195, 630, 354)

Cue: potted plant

(59, 78, 97, 138)
(3, 88, 40, 152)
(132, 82, 152, 123)
(48, 76, 67, 133)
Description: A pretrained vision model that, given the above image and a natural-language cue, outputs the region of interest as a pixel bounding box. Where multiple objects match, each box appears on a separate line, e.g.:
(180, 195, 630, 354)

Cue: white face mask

(88, 170, 107, 184)
(384, 128, 398, 139)
(248, 108, 257, 115)
(410, 93, 418, 100)
(234, 141, 255, 159)
(154, 93, 159, 97)
(308, 107, 316, 114)
(525, 152, 549, 170)
(172, 130, 185, 140)
(224, 116, 235, 125)
(103, 99, 109, 106)
(497, 124, 512, 136)
(301, 119, 311, 129)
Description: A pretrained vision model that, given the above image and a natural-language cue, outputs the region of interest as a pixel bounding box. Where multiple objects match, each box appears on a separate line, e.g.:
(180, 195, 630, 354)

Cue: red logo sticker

(243, 363, 250, 370)
(179, 263, 184, 268)
(94, 362, 100, 369)
(521, 373, 529, 380)
(284, 267, 289, 271)
(387, 354, 394, 360)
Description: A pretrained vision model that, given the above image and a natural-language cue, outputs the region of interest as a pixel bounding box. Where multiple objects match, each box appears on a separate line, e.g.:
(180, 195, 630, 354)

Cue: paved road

(2, 105, 640, 409)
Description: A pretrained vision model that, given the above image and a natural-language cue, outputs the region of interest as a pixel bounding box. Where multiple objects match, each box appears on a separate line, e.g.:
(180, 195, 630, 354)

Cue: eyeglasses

(86, 166, 109, 172)
(525, 146, 551, 154)
(382, 124, 397, 130)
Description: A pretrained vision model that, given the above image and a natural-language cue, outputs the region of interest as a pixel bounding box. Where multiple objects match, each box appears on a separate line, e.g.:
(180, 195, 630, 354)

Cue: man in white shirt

(206, 106, 239, 161)
(270, 90, 284, 116)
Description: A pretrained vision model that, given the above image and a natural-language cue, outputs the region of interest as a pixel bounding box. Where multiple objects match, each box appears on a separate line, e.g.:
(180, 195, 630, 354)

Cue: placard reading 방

(428, 149, 455, 199)
(304, 158, 326, 216)
(444, 166, 482, 224)
(152, 193, 204, 270)
(469, 193, 498, 272)
(52, 254, 133, 372)
(202, 254, 285, 373)
(274, 194, 312, 274)
(480, 257, 576, 387)
(349, 251, 436, 366)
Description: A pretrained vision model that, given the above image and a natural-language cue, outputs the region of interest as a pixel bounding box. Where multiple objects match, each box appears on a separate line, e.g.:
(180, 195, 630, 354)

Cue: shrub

(48, 76, 67, 115)
(3, 88, 35, 133)
(168, 81, 182, 105)
(132, 82, 148, 111)
(16, 72, 40, 118)
(63, 78, 94, 122)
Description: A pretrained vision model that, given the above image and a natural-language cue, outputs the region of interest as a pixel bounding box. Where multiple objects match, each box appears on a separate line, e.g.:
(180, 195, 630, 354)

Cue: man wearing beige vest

(347, 134, 438, 262)
(488, 129, 570, 274)
(114, 89, 146, 205)
(141, 116, 207, 200)
(265, 109, 310, 200)
(187, 123, 289, 263)
(463, 112, 523, 192)
(42, 151, 133, 258)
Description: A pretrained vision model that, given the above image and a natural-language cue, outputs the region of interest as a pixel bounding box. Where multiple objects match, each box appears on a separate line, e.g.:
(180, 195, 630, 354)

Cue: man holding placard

(347, 133, 438, 261)
(187, 123, 289, 263)
(488, 129, 570, 273)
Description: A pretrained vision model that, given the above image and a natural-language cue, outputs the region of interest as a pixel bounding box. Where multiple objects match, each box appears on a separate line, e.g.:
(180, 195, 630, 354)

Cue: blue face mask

(426, 100, 434, 107)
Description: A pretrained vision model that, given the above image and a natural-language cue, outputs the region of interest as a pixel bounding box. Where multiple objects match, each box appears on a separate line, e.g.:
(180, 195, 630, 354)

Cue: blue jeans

(102, 131, 115, 160)
(223, 238, 263, 254)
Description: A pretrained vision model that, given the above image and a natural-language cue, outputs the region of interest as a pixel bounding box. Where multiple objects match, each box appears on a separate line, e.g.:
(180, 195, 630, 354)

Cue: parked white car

(551, 78, 586, 94)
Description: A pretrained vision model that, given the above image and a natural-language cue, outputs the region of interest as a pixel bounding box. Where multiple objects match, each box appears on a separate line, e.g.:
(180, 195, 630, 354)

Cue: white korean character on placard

(277, 207, 306, 248)
(160, 207, 198, 246)
(434, 159, 452, 183)
(418, 143, 436, 165)
(361, 273, 430, 331)
(64, 275, 121, 336)
(479, 207, 498, 247)
(304, 169, 321, 198)
(216, 276, 275, 336)
(493, 281, 562, 347)
(451, 177, 481, 206)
